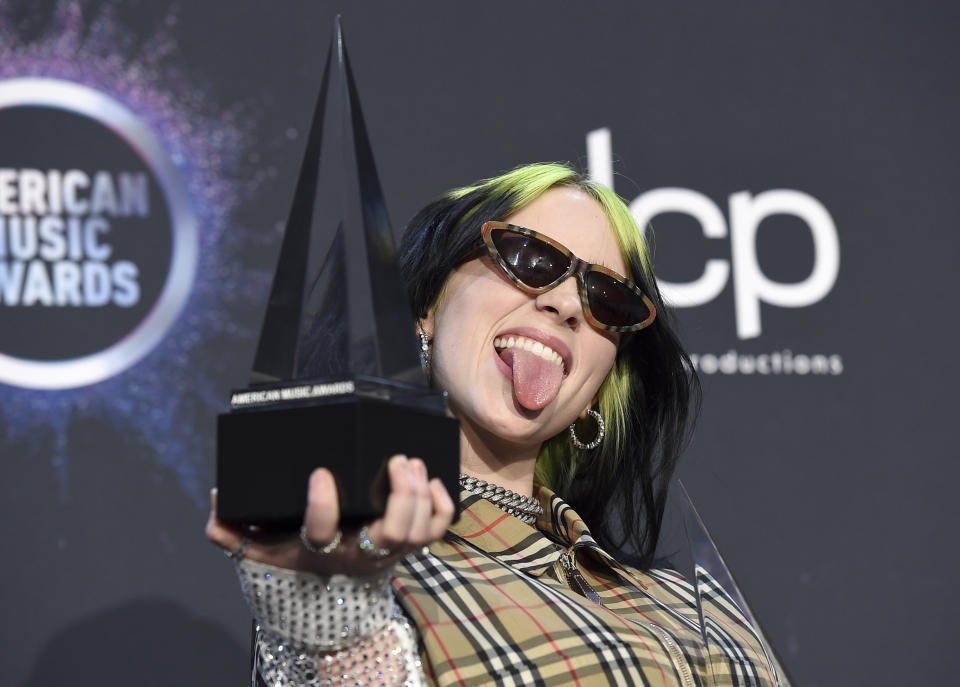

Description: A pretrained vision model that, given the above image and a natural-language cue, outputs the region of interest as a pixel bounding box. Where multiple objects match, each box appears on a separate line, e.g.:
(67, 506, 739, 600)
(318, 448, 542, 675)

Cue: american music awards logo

(0, 0, 262, 501)
(0, 78, 197, 389)
(587, 127, 844, 376)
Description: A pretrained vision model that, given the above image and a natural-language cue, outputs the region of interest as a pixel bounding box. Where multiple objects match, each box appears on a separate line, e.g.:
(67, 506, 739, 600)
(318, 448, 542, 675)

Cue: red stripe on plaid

(393, 577, 468, 687)
(418, 599, 560, 627)
(456, 505, 542, 559)
(571, 567, 678, 687)
(583, 566, 678, 630)
(458, 505, 511, 538)
(449, 540, 586, 687)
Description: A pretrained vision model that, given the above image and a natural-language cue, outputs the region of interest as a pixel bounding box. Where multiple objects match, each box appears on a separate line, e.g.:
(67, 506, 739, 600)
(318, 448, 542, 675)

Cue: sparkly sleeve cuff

(235, 559, 425, 686)
(236, 559, 394, 650)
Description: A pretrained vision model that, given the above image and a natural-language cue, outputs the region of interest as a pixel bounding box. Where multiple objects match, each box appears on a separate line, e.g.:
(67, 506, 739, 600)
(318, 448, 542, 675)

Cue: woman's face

(427, 187, 627, 451)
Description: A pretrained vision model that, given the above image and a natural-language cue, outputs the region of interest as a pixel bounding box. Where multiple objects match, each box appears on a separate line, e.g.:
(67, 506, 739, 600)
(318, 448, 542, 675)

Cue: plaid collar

(447, 484, 608, 578)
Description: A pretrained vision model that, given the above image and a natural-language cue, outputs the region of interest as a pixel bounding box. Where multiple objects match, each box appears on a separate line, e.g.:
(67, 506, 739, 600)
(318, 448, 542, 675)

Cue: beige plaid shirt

(394, 487, 781, 687)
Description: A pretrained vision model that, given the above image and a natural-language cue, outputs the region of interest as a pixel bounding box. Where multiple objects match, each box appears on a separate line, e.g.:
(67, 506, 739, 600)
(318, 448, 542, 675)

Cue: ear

(417, 313, 434, 340)
(579, 395, 599, 419)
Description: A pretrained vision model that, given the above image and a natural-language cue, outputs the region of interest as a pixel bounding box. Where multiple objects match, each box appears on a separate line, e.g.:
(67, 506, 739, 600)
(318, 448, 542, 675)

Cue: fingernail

(310, 468, 329, 491)
(209, 487, 218, 507)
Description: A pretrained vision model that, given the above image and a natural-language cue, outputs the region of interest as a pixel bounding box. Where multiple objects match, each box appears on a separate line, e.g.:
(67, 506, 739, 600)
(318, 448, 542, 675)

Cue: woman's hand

(205, 454, 455, 576)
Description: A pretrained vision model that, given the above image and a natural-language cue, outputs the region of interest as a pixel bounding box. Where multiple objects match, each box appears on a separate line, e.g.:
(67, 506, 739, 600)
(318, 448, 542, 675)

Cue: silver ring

(357, 524, 391, 559)
(300, 526, 342, 554)
(224, 537, 250, 561)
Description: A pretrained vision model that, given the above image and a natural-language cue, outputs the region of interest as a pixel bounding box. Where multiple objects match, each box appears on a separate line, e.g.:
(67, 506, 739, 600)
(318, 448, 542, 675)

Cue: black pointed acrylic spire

(217, 17, 458, 531)
(252, 16, 424, 386)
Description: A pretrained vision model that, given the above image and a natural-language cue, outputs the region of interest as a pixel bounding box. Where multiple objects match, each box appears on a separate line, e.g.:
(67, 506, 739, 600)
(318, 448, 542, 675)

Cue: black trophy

(216, 18, 460, 530)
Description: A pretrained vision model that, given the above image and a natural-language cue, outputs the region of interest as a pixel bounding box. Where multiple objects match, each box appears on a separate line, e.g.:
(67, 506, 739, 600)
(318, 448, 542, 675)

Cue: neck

(456, 420, 540, 499)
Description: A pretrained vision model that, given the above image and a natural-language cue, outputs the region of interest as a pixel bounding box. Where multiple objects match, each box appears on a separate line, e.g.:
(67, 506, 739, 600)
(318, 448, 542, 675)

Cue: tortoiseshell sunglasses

(481, 221, 657, 332)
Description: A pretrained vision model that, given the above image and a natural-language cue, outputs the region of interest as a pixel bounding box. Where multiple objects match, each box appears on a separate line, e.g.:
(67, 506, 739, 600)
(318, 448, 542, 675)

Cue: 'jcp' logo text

(588, 128, 839, 340)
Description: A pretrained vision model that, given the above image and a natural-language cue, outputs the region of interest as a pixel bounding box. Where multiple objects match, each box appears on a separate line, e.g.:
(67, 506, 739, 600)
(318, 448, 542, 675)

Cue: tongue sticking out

(500, 347, 564, 410)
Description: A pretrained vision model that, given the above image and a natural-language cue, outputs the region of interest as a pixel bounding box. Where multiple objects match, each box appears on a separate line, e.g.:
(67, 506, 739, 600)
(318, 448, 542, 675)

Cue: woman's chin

(479, 408, 568, 448)
(445, 381, 572, 449)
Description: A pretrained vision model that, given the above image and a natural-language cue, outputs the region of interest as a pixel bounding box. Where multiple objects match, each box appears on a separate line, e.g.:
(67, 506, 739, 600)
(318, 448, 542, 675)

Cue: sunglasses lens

(490, 229, 569, 288)
(583, 270, 653, 328)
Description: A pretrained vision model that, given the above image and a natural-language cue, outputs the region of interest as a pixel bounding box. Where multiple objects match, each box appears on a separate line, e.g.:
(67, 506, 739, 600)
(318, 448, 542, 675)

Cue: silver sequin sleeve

(235, 559, 425, 686)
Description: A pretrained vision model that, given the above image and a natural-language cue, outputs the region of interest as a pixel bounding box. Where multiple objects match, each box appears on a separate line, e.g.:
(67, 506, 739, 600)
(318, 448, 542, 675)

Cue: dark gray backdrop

(0, 2, 956, 685)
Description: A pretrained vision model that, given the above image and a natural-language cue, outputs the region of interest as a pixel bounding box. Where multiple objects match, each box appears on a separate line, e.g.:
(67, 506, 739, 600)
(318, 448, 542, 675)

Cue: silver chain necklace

(458, 473, 544, 524)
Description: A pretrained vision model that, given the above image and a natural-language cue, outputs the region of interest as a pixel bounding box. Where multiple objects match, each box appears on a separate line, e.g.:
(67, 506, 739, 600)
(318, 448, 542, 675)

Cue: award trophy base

(216, 376, 460, 530)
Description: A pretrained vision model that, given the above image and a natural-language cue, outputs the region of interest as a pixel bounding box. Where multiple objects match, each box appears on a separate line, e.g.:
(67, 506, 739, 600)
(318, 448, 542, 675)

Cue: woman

(207, 163, 780, 686)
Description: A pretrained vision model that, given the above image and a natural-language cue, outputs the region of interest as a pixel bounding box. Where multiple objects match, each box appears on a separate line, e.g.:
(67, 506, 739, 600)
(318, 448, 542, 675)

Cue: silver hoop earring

(570, 408, 605, 450)
(418, 327, 431, 377)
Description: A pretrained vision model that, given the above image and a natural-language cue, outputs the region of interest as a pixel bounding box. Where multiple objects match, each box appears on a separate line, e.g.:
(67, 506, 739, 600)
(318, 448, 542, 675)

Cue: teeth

(494, 335, 565, 371)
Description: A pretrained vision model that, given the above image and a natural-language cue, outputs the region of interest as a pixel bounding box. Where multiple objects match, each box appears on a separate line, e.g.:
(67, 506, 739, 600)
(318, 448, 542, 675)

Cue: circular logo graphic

(0, 78, 197, 389)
